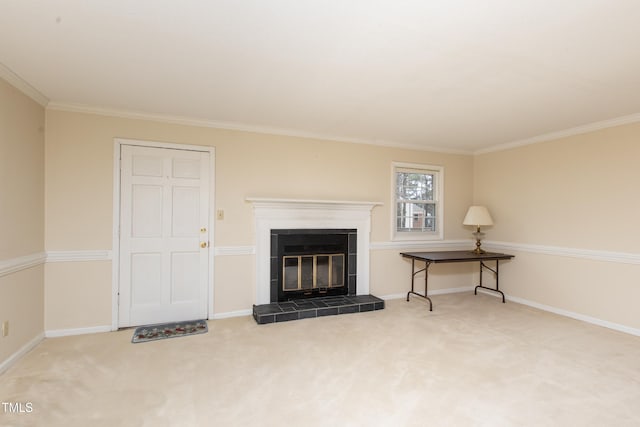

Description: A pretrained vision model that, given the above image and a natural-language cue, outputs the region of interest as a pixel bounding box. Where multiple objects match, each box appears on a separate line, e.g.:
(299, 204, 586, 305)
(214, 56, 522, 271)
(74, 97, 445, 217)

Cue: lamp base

(471, 246, 486, 255)
(471, 228, 486, 255)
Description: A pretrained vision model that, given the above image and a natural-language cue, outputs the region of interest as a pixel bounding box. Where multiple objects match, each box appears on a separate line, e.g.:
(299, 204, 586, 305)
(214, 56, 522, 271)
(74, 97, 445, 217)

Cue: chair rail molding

(46, 250, 113, 263)
(0, 250, 116, 278)
(485, 241, 640, 265)
(370, 239, 472, 251)
(0, 252, 47, 277)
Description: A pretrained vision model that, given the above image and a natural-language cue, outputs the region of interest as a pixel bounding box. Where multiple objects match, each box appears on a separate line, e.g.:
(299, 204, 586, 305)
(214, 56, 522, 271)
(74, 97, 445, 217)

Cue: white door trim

(111, 138, 215, 331)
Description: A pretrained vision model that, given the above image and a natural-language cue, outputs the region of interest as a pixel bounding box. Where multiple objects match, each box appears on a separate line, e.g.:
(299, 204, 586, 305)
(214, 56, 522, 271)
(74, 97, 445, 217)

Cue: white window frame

(391, 162, 444, 241)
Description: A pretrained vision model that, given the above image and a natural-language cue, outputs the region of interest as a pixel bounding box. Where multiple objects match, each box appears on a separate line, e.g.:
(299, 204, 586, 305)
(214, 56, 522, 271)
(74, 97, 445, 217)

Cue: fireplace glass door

(283, 254, 345, 293)
(271, 229, 356, 302)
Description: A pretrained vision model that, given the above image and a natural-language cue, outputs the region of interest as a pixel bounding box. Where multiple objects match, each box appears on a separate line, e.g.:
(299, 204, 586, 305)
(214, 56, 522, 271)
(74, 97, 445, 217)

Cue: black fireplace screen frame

(270, 229, 357, 302)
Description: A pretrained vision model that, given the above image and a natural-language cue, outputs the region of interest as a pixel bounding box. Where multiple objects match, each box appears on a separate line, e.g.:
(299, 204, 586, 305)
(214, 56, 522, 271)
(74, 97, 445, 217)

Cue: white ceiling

(2, 1, 640, 154)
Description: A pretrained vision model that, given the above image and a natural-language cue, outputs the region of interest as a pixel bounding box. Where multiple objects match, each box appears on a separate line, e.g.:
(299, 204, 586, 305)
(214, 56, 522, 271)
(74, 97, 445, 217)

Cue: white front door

(118, 144, 210, 327)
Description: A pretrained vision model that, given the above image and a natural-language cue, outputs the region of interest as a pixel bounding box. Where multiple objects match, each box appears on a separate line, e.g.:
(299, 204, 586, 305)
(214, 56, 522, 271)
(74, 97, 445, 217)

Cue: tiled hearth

(253, 295, 385, 324)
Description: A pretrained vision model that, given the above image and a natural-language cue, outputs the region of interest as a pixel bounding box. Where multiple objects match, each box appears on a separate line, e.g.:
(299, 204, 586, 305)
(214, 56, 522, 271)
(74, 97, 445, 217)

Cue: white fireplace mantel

(246, 197, 383, 304)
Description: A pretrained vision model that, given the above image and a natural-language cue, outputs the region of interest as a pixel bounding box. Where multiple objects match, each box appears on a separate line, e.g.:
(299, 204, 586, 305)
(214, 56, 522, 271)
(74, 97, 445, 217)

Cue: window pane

(396, 202, 436, 232)
(396, 172, 434, 201)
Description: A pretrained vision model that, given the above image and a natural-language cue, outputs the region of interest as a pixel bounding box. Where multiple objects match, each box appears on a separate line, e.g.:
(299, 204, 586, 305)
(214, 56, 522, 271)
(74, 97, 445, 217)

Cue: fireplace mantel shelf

(246, 197, 383, 209)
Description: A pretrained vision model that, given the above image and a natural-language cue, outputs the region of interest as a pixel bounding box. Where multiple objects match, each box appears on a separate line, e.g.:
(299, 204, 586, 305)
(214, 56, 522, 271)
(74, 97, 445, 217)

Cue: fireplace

(246, 197, 382, 305)
(248, 198, 384, 324)
(271, 229, 357, 302)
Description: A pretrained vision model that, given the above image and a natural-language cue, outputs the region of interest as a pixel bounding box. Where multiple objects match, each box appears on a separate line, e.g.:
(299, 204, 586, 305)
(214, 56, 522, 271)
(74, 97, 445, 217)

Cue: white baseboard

(381, 286, 474, 301)
(211, 309, 253, 320)
(506, 295, 640, 337)
(429, 286, 474, 296)
(45, 325, 112, 338)
(380, 293, 407, 300)
(384, 286, 640, 337)
(0, 332, 44, 375)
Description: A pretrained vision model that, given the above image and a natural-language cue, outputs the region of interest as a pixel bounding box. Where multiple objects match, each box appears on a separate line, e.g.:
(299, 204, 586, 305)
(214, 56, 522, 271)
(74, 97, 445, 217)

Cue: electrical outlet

(2, 321, 8, 337)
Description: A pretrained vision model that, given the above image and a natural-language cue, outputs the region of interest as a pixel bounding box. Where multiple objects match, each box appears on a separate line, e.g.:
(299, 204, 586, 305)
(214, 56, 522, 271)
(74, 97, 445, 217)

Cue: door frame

(111, 138, 216, 331)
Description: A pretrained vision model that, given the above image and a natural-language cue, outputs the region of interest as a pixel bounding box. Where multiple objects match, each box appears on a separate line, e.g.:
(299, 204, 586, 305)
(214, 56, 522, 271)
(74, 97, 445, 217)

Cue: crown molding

(0, 62, 49, 107)
(46, 102, 472, 155)
(44, 103, 640, 156)
(476, 113, 640, 155)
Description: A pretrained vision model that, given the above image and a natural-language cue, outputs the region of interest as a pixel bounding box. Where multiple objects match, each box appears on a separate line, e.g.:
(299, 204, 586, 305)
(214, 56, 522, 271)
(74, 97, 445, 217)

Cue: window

(392, 162, 443, 240)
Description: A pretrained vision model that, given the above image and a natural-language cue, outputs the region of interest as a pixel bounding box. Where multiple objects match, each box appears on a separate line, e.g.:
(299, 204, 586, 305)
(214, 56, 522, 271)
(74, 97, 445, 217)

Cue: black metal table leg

(474, 260, 505, 303)
(407, 259, 433, 311)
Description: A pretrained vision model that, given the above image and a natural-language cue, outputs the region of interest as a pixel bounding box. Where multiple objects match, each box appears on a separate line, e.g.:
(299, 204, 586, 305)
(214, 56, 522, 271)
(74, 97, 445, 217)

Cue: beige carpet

(2, 292, 640, 427)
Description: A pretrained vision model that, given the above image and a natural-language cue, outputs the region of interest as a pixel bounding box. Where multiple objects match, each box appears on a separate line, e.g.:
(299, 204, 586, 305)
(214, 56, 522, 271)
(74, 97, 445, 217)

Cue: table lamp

(463, 206, 493, 254)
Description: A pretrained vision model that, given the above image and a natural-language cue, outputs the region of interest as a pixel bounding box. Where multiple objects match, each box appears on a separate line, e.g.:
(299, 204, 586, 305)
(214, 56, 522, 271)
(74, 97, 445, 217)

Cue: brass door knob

(200, 242, 208, 248)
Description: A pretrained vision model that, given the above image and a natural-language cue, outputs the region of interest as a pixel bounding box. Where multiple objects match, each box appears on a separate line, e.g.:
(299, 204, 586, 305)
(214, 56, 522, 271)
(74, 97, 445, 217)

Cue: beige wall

(475, 124, 640, 329)
(0, 79, 45, 259)
(0, 267, 44, 364)
(44, 261, 112, 331)
(3, 70, 640, 354)
(44, 110, 474, 248)
(44, 109, 474, 329)
(0, 77, 45, 364)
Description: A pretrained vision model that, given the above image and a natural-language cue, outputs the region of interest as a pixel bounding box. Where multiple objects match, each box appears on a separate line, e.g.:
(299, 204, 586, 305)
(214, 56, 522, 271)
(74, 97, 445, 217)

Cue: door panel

(119, 145, 210, 327)
(171, 252, 200, 302)
(132, 155, 164, 177)
(131, 253, 163, 305)
(132, 185, 163, 237)
(172, 187, 200, 237)
(172, 158, 201, 179)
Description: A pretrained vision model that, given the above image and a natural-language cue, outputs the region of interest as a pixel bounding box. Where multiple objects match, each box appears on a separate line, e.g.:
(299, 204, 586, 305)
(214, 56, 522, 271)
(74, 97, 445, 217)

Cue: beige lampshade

(463, 206, 494, 226)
